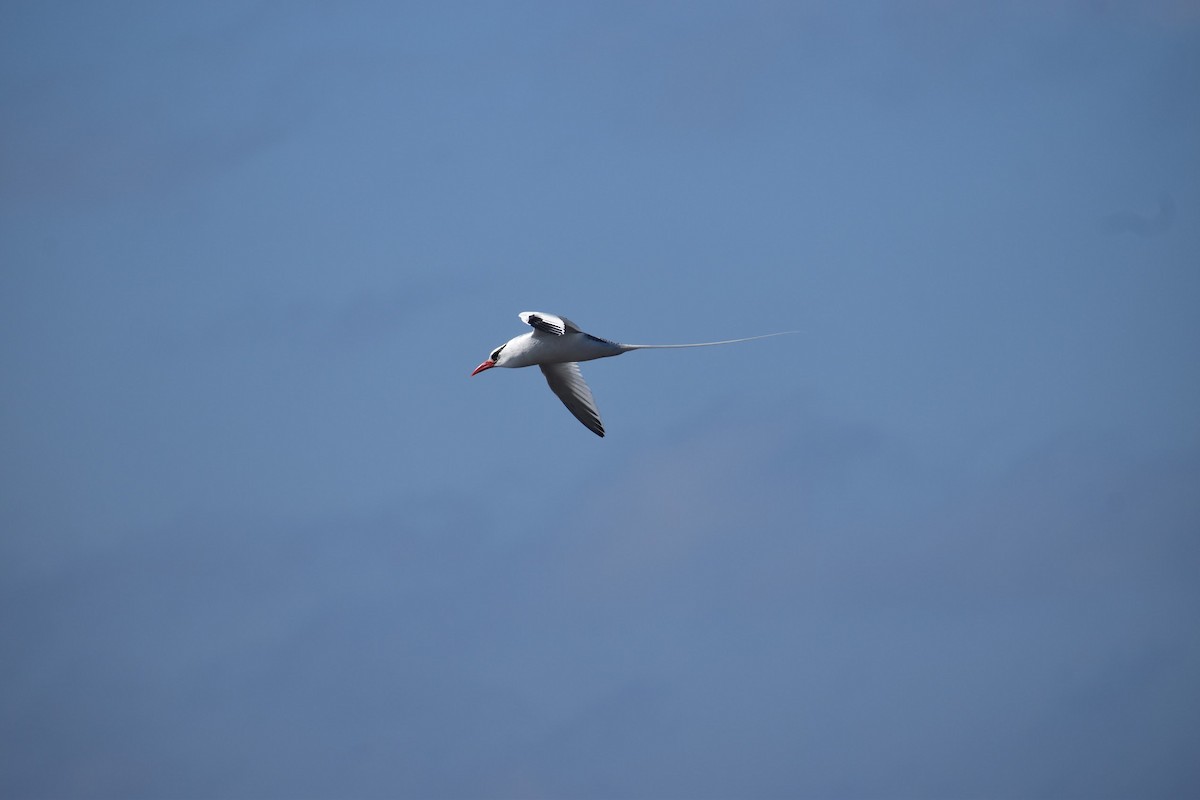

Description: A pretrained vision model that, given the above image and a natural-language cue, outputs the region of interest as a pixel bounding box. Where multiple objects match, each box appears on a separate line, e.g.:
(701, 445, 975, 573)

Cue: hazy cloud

(1101, 193, 1176, 237)
(3, 420, 1196, 797)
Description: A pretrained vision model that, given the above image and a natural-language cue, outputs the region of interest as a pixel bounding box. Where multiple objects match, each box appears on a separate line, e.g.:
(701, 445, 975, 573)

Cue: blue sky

(2, 2, 1198, 797)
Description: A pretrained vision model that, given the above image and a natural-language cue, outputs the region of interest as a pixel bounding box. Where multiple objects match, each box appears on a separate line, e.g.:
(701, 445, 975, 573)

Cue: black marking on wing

(585, 333, 616, 345)
(527, 314, 565, 336)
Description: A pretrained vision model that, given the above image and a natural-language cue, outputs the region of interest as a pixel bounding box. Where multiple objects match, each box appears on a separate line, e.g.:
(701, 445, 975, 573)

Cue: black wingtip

(527, 314, 565, 336)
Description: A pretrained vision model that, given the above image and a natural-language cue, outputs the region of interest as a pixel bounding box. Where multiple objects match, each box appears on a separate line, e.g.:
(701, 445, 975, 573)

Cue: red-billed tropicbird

(471, 311, 796, 437)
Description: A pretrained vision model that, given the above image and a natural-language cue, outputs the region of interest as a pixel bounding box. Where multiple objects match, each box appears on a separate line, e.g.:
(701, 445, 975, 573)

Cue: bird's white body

(472, 311, 795, 437)
(487, 327, 625, 369)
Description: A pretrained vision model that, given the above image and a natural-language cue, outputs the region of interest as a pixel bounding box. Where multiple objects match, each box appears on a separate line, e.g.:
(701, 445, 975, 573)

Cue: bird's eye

(491, 347, 503, 361)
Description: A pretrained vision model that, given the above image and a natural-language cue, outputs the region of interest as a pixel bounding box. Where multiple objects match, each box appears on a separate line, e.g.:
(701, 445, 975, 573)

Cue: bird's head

(471, 343, 507, 375)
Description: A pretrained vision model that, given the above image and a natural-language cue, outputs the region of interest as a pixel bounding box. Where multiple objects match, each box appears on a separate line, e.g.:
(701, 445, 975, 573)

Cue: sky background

(2, 2, 1199, 797)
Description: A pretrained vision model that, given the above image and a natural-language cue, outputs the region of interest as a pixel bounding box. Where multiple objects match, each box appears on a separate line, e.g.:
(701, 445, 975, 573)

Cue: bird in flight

(471, 311, 796, 437)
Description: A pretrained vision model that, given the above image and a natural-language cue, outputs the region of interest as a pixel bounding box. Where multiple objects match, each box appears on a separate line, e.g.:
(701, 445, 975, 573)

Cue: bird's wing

(539, 363, 604, 437)
(519, 311, 581, 336)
